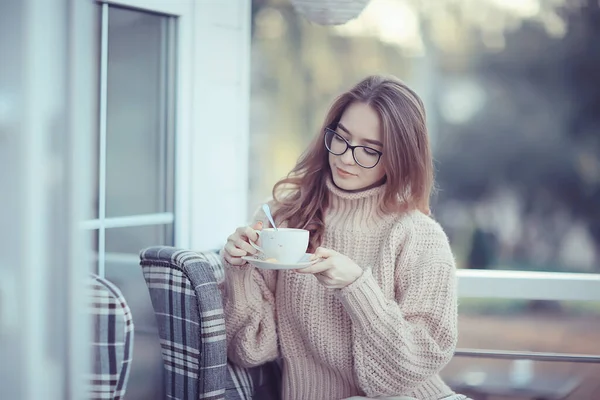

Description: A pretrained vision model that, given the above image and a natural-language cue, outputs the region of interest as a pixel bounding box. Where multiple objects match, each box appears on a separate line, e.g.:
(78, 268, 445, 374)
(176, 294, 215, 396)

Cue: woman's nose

(340, 148, 356, 165)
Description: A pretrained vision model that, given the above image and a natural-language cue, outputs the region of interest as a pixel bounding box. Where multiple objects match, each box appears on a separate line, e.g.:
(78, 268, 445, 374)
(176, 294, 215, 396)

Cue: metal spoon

(262, 203, 278, 231)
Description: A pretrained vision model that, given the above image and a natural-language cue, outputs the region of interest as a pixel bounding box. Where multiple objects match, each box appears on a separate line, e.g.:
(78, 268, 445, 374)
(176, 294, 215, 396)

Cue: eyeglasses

(324, 127, 383, 169)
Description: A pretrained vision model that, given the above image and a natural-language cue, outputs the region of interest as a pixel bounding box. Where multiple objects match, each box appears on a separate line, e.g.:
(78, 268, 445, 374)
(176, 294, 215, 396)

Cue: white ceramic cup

(249, 228, 309, 264)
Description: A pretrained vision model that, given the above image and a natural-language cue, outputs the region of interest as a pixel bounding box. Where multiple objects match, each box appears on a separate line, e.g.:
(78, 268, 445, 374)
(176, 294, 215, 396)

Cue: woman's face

(328, 102, 386, 191)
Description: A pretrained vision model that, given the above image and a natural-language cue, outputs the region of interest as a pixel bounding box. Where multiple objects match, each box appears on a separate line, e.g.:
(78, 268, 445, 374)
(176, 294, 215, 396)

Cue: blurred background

(249, 0, 600, 275)
(1, 0, 599, 399)
(248, 0, 600, 398)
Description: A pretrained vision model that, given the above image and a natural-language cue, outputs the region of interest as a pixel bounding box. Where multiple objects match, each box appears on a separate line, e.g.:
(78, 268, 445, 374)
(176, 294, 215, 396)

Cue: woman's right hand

(223, 221, 263, 265)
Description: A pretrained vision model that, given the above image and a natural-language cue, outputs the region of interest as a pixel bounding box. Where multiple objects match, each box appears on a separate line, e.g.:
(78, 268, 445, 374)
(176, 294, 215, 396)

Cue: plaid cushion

(139, 246, 281, 400)
(87, 274, 135, 400)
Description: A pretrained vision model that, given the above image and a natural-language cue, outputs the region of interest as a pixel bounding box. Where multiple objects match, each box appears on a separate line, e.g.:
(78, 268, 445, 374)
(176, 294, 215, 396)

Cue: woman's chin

(331, 171, 386, 192)
(332, 174, 360, 191)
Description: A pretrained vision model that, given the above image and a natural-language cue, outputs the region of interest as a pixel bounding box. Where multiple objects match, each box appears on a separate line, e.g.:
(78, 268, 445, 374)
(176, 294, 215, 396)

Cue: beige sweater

(223, 179, 459, 400)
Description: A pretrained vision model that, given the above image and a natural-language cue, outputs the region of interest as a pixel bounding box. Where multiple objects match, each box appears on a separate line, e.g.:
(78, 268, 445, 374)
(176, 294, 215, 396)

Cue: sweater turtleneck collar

(324, 175, 397, 233)
(325, 175, 387, 201)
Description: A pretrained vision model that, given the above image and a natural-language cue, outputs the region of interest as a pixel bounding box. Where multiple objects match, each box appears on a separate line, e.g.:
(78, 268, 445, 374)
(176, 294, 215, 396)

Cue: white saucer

(242, 253, 313, 270)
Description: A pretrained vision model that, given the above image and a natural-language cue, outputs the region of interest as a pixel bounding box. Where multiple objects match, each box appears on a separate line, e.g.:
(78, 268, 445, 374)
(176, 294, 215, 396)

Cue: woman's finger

(295, 259, 331, 274)
(226, 232, 241, 244)
(240, 220, 262, 240)
(310, 247, 335, 261)
(251, 221, 263, 230)
(234, 238, 256, 255)
(240, 225, 260, 243)
(225, 241, 246, 257)
(224, 252, 245, 266)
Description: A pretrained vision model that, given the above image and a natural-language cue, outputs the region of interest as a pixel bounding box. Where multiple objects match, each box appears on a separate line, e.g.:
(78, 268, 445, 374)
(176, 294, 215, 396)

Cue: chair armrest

(140, 246, 282, 400)
(87, 273, 134, 400)
(140, 246, 226, 400)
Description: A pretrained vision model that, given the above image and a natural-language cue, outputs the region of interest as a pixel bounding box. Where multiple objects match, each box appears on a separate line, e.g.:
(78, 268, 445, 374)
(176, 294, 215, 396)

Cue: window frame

(457, 269, 600, 301)
(91, 0, 253, 260)
(89, 0, 194, 276)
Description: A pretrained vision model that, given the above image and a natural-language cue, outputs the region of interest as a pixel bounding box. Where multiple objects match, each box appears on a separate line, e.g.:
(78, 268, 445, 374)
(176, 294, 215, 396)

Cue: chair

(87, 273, 135, 400)
(139, 246, 280, 400)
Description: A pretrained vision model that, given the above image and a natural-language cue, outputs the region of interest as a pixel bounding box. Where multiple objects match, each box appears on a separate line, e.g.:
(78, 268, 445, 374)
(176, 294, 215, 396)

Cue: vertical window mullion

(98, 3, 109, 277)
(165, 16, 177, 246)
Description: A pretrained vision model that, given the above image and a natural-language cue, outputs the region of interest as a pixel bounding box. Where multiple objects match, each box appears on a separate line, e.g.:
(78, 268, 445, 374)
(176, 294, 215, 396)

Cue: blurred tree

(249, 0, 599, 269)
(248, 0, 412, 210)
(435, 0, 600, 250)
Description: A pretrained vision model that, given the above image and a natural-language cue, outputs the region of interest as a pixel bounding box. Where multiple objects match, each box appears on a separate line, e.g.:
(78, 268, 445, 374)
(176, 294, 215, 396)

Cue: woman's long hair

(272, 75, 434, 251)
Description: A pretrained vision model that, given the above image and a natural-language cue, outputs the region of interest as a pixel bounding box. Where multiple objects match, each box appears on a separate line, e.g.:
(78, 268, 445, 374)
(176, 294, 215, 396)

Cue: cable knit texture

(223, 177, 459, 400)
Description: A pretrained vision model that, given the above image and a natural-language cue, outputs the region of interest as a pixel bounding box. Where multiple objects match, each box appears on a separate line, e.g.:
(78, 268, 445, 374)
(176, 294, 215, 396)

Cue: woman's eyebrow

(338, 123, 383, 147)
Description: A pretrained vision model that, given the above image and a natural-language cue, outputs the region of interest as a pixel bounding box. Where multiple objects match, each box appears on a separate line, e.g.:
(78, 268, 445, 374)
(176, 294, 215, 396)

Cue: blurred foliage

(249, 0, 600, 272)
(436, 0, 600, 244)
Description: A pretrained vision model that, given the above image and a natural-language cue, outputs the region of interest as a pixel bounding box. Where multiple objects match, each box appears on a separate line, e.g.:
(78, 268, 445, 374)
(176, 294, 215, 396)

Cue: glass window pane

(457, 299, 600, 352)
(105, 260, 164, 400)
(105, 224, 173, 255)
(104, 224, 173, 400)
(105, 7, 175, 217)
(442, 358, 599, 399)
(90, 229, 99, 274)
(439, 299, 600, 398)
(89, 2, 102, 220)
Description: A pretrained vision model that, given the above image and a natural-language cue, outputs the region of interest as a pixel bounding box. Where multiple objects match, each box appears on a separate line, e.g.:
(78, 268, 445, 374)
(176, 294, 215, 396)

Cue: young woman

(222, 75, 465, 400)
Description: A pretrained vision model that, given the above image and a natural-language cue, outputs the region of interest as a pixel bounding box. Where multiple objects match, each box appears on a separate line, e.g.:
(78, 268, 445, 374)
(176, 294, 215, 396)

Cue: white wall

(189, 0, 251, 251)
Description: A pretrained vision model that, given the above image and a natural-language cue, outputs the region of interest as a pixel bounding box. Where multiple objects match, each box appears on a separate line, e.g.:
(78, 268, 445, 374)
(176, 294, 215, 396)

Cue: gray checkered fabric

(140, 246, 281, 400)
(87, 273, 135, 400)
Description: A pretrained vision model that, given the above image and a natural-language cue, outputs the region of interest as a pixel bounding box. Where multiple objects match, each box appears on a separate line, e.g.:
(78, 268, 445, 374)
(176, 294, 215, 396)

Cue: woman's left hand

(295, 247, 363, 289)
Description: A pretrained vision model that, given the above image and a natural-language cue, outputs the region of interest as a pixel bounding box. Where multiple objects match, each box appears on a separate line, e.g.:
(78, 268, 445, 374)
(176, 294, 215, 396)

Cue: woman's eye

(363, 147, 379, 155)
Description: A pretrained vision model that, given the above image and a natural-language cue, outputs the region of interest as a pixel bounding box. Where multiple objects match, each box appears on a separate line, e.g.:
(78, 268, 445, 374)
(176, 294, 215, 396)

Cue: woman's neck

(332, 175, 387, 194)
(325, 175, 397, 233)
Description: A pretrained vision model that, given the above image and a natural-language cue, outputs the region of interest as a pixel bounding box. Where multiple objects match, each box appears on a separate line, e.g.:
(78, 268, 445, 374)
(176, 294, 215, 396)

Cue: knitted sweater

(223, 178, 459, 400)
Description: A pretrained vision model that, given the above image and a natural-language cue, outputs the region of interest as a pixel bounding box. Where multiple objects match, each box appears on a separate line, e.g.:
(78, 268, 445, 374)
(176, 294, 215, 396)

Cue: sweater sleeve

(223, 260, 279, 368)
(223, 201, 280, 368)
(335, 216, 458, 396)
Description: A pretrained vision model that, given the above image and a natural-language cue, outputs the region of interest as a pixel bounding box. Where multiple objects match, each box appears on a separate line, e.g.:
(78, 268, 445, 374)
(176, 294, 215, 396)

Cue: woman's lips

(336, 167, 356, 178)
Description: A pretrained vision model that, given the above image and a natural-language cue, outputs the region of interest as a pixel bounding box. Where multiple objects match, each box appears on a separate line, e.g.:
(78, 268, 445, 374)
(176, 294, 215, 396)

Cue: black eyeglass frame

(323, 127, 383, 169)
